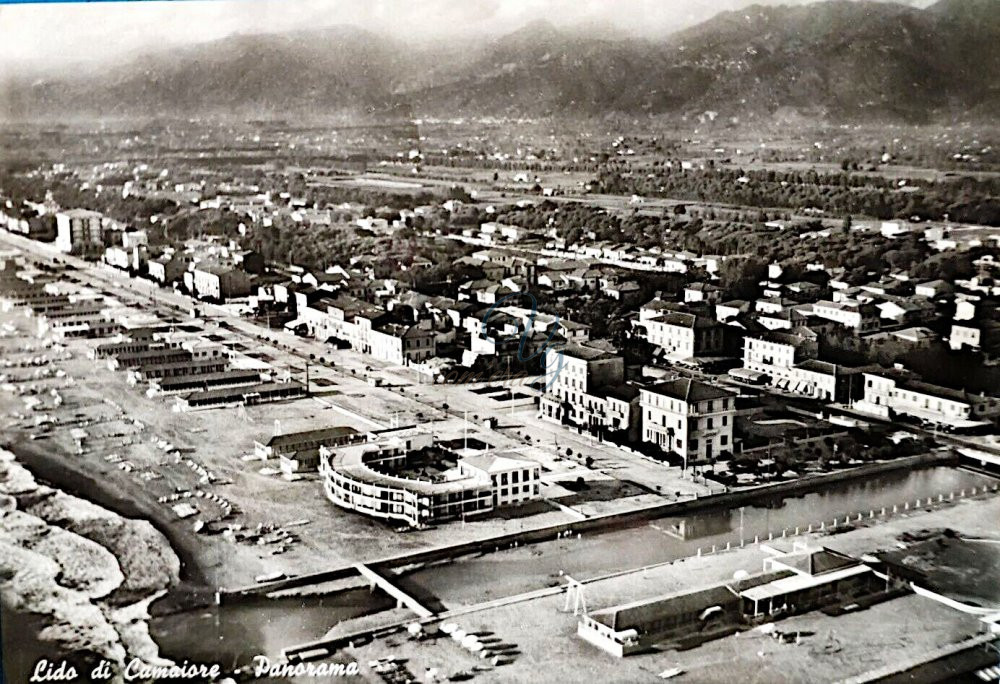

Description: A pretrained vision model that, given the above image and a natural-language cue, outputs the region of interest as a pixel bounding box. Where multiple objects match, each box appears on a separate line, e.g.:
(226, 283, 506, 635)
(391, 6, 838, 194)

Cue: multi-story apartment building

(147, 254, 190, 285)
(457, 454, 541, 507)
(642, 311, 724, 360)
(539, 343, 640, 440)
(640, 379, 737, 467)
(368, 322, 436, 366)
(55, 209, 103, 254)
(192, 264, 251, 301)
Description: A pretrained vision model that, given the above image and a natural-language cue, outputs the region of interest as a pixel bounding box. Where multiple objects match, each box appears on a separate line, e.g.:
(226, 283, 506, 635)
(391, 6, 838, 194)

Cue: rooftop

(644, 378, 735, 403)
(559, 343, 620, 362)
(264, 425, 360, 449)
(459, 452, 539, 474)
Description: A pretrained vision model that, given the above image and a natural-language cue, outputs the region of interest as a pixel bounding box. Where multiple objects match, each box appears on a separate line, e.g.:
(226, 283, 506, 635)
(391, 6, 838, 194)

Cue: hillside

(2, 0, 997, 123)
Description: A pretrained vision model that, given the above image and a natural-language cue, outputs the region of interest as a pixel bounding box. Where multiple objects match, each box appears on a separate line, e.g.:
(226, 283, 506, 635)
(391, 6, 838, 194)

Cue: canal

(148, 465, 998, 677)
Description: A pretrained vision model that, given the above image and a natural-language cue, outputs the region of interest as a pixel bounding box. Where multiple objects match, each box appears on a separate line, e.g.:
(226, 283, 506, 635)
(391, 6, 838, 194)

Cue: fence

(690, 482, 1000, 559)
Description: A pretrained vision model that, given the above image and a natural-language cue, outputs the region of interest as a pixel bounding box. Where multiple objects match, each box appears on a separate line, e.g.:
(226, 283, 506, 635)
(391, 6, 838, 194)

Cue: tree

(719, 257, 768, 300)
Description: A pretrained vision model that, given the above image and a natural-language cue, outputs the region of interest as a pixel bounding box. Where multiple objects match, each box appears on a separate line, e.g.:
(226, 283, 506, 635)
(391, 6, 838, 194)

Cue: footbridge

(354, 562, 433, 618)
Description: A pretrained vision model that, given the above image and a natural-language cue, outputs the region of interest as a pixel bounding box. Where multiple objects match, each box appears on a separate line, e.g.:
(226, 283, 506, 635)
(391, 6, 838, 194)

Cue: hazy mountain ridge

(3, 0, 997, 122)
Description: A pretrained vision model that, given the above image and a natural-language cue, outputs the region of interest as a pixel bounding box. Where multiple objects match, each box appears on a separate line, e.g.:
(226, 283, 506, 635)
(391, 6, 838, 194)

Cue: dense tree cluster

(594, 166, 1000, 226)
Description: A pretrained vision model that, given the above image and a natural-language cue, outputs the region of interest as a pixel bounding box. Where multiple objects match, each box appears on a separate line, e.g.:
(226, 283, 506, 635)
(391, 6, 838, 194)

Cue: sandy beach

(0, 447, 181, 683)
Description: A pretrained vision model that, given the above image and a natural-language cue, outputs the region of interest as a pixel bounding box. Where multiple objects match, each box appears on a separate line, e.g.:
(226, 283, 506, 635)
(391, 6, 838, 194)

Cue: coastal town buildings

(639, 379, 737, 467)
(854, 372, 1000, 430)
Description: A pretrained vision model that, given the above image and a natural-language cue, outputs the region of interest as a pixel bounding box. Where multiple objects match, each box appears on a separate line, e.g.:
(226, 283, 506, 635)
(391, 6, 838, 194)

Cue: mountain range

(2, 0, 997, 123)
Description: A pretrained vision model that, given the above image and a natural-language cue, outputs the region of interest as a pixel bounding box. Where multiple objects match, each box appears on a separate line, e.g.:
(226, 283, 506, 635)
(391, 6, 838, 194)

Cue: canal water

(148, 466, 996, 674)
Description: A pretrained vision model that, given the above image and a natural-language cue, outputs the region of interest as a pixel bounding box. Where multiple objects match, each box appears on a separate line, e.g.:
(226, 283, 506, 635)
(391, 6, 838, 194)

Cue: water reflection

(149, 466, 996, 673)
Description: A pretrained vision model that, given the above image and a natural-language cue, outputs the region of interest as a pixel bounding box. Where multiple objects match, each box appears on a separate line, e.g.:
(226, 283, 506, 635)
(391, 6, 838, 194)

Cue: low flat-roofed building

(254, 425, 363, 461)
(579, 573, 790, 657)
(127, 356, 228, 384)
(38, 310, 119, 340)
(147, 370, 263, 396)
(579, 546, 883, 657)
(108, 346, 191, 371)
(176, 381, 305, 410)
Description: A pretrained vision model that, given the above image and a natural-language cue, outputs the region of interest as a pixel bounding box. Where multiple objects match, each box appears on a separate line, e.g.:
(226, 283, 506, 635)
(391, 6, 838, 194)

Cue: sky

(0, 0, 937, 71)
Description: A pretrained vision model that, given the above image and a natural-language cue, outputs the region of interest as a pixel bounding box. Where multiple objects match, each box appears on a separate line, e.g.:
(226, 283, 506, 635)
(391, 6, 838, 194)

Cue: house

(811, 300, 880, 333)
(914, 280, 953, 299)
(890, 327, 938, 348)
(640, 379, 737, 467)
(684, 282, 723, 304)
(950, 324, 982, 351)
(716, 300, 751, 322)
(604, 279, 641, 303)
(878, 298, 935, 326)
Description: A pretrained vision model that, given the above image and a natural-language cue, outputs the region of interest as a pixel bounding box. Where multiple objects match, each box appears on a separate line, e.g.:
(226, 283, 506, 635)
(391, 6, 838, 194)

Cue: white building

(640, 379, 736, 467)
(55, 209, 103, 254)
(368, 322, 436, 366)
(854, 373, 1000, 429)
(811, 300, 880, 333)
(457, 453, 541, 507)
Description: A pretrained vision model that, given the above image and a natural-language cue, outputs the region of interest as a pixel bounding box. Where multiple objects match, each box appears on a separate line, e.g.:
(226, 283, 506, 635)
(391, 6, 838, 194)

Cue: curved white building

(319, 428, 539, 528)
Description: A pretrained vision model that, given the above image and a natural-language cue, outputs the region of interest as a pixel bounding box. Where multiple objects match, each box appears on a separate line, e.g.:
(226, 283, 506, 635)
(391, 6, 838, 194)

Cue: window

(722, 416, 728, 426)
(721, 435, 728, 446)
(707, 417, 713, 429)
